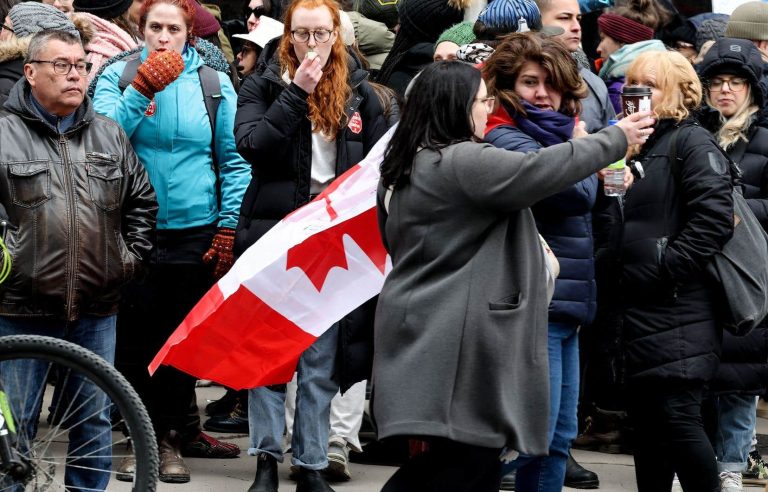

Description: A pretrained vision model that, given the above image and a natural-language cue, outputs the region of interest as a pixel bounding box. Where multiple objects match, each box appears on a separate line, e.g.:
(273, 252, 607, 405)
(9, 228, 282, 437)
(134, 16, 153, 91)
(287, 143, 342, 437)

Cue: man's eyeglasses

(29, 60, 93, 76)
(290, 29, 333, 44)
(1, 24, 13, 34)
(709, 77, 748, 92)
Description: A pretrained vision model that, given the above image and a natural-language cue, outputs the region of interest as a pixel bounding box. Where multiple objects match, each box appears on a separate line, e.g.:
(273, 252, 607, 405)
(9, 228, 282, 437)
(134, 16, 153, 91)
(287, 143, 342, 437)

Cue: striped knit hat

(476, 0, 542, 36)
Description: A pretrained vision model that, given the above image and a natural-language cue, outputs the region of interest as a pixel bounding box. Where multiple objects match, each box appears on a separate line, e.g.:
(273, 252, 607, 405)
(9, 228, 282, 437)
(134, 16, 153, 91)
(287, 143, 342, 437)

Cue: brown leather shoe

(159, 431, 191, 483)
(115, 455, 136, 482)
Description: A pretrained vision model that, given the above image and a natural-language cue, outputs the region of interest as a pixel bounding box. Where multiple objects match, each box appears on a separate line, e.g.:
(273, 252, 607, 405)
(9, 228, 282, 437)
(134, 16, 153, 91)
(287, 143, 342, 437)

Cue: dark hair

(483, 32, 585, 118)
(380, 61, 482, 188)
(610, 0, 670, 30)
(0, 0, 18, 24)
(110, 11, 141, 42)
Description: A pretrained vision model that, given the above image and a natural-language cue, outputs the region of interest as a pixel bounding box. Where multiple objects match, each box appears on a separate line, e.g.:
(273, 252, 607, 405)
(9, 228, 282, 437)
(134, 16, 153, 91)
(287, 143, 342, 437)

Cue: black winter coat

(233, 39, 388, 392)
(700, 115, 768, 395)
(617, 119, 733, 383)
(377, 42, 433, 98)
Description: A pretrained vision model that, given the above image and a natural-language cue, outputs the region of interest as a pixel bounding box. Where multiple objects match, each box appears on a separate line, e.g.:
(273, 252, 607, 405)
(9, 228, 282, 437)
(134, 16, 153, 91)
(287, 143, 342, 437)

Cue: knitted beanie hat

(9, 2, 80, 40)
(597, 12, 654, 44)
(436, 21, 476, 48)
(72, 0, 132, 20)
(695, 17, 728, 52)
(475, 0, 542, 37)
(398, 0, 467, 43)
(191, 1, 219, 38)
(356, 0, 399, 29)
(726, 1, 768, 41)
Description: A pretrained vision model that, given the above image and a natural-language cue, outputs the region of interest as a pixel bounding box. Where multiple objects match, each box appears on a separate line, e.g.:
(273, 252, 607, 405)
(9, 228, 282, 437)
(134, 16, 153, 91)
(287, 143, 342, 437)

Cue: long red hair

(279, 0, 350, 138)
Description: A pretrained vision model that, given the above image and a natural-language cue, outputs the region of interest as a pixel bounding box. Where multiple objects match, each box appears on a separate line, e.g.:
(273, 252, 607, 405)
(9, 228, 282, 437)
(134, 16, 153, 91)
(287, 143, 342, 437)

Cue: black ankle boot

(564, 453, 599, 489)
(248, 453, 278, 492)
(295, 468, 334, 492)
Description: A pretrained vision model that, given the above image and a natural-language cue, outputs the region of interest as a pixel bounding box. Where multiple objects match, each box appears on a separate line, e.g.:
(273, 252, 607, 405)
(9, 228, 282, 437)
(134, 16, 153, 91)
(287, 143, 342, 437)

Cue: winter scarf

(75, 13, 138, 84)
(513, 101, 575, 147)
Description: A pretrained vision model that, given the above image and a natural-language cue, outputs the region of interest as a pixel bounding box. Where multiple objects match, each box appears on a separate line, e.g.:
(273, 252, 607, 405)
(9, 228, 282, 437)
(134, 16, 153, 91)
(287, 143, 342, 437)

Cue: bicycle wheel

(0, 335, 158, 491)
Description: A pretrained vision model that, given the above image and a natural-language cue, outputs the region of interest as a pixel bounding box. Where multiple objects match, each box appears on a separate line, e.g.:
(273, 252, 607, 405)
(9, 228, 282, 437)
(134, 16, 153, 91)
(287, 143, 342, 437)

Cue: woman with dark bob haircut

(372, 60, 654, 492)
(482, 32, 627, 491)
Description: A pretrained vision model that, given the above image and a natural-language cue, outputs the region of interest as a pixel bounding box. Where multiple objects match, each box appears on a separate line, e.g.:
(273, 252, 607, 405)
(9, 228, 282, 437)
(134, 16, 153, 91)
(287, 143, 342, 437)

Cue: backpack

(118, 55, 224, 204)
(668, 125, 768, 336)
(118, 55, 222, 142)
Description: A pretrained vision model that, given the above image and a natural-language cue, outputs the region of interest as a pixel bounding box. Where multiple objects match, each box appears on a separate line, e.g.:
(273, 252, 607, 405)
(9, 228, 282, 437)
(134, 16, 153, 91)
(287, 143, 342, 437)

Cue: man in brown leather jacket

(0, 29, 156, 491)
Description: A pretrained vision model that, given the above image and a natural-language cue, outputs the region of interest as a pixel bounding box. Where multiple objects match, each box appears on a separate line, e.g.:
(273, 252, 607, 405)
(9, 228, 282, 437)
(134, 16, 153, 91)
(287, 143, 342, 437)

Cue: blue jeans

(503, 322, 580, 492)
(248, 323, 339, 469)
(714, 393, 756, 472)
(0, 314, 116, 492)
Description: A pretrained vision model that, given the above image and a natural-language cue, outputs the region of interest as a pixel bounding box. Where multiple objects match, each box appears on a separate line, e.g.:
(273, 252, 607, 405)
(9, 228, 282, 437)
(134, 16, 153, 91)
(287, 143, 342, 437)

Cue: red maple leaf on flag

(285, 207, 387, 291)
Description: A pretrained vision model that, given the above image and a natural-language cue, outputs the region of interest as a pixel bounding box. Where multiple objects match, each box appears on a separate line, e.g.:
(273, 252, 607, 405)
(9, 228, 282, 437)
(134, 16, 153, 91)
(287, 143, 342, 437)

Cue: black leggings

(381, 438, 502, 492)
(628, 382, 719, 492)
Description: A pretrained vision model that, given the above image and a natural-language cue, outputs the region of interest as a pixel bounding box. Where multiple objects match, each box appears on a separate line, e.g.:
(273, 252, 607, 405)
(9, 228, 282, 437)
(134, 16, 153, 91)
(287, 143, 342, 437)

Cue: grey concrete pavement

(106, 386, 768, 491)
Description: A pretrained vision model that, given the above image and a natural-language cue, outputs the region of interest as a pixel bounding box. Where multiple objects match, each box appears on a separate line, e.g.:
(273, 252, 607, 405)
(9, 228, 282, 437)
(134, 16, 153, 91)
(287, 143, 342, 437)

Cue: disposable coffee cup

(621, 86, 652, 116)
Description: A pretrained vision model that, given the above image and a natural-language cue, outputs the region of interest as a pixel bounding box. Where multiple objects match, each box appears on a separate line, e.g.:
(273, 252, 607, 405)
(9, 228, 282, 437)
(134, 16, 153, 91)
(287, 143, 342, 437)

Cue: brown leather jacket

(0, 80, 157, 321)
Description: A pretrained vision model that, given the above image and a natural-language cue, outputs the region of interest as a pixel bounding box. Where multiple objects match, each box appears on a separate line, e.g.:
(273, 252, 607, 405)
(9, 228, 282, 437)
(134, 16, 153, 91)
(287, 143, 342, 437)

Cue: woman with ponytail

(234, 0, 387, 490)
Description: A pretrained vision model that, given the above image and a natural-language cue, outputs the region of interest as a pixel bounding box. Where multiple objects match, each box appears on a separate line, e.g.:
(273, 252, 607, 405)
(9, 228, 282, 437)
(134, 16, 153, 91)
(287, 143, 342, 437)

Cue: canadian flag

(148, 128, 395, 390)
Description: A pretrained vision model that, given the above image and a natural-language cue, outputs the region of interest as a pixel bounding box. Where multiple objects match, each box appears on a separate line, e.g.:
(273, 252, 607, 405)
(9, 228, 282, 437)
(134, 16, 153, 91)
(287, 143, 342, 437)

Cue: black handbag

(668, 125, 768, 335)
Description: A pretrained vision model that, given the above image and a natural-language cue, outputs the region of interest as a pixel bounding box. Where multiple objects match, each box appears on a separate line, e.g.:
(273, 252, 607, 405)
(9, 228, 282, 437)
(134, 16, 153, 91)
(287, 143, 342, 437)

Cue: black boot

(295, 467, 334, 492)
(499, 469, 516, 490)
(564, 453, 599, 489)
(248, 453, 278, 492)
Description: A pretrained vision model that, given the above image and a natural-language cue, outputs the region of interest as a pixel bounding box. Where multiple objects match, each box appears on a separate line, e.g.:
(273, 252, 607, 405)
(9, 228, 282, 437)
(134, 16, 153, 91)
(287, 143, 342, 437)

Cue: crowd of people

(0, 0, 766, 491)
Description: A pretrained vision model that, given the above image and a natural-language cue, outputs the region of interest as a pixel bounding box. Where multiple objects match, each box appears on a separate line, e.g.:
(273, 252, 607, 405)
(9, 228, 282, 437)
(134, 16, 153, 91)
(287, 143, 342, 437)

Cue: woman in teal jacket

(91, 0, 250, 483)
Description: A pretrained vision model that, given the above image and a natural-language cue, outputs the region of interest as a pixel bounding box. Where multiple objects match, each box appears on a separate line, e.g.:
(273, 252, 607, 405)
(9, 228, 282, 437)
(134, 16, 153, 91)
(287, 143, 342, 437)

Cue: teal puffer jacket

(92, 45, 250, 230)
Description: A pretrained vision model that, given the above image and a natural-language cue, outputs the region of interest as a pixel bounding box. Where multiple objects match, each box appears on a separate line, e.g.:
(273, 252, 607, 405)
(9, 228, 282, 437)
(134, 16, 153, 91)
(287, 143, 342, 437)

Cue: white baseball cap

(233, 15, 284, 49)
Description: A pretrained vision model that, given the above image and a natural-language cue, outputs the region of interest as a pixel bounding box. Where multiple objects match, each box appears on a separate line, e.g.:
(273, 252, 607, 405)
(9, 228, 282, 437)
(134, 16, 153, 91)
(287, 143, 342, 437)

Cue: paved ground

(106, 386, 768, 491)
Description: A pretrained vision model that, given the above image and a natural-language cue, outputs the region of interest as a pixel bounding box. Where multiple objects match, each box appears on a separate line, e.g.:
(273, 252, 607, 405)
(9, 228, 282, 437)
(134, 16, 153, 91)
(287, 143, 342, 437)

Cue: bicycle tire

(0, 334, 158, 491)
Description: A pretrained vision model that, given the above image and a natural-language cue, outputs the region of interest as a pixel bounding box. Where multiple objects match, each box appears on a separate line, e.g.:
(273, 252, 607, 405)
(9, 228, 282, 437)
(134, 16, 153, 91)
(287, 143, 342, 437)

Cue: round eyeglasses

(29, 60, 93, 76)
(290, 29, 334, 44)
(709, 77, 747, 92)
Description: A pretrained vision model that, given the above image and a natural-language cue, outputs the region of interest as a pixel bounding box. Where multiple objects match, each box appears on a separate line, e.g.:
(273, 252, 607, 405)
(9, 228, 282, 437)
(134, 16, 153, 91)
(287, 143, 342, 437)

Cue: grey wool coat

(372, 126, 628, 456)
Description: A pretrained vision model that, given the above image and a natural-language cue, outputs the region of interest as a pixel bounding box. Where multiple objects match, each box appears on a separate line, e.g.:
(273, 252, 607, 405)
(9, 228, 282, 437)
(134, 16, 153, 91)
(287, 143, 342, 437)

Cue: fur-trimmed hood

(0, 37, 30, 64)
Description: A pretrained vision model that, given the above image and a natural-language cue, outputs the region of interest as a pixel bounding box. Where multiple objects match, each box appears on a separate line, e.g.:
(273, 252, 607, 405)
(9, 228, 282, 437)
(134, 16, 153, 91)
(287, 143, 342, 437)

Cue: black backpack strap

(197, 65, 222, 135)
(197, 65, 223, 207)
(118, 55, 143, 93)
(119, 58, 225, 207)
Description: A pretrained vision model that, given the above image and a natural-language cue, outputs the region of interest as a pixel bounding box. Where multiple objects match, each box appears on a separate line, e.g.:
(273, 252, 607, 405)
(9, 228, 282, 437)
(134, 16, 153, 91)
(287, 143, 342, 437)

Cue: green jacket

(348, 11, 394, 71)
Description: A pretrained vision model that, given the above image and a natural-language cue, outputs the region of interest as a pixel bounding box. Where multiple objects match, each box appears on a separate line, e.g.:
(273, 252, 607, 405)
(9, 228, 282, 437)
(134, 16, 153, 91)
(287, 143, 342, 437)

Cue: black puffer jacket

(0, 79, 157, 321)
(617, 119, 733, 383)
(234, 38, 388, 255)
(234, 39, 388, 392)
(698, 39, 768, 394)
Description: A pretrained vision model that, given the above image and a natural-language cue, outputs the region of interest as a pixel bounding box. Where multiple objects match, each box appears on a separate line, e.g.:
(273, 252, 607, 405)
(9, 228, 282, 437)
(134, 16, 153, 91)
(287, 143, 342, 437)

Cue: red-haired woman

(234, 0, 387, 490)
(92, 0, 251, 484)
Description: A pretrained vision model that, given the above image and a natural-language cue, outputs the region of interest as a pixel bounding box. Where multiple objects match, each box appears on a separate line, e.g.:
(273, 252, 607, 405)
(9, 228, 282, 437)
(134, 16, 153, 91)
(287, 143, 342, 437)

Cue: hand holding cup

(616, 111, 655, 146)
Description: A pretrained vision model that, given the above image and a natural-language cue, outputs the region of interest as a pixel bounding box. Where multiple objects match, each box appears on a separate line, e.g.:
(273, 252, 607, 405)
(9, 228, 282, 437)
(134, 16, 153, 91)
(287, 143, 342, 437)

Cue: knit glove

(131, 50, 185, 99)
(203, 228, 236, 279)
